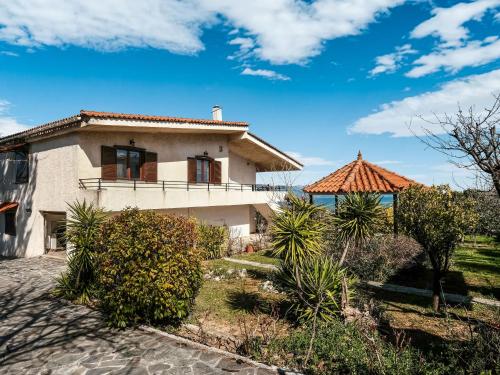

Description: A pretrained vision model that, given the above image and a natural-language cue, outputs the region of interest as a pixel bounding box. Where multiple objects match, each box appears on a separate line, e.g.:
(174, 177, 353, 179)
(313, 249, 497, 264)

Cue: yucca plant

(334, 193, 385, 265)
(271, 194, 326, 267)
(54, 200, 106, 304)
(276, 256, 355, 322)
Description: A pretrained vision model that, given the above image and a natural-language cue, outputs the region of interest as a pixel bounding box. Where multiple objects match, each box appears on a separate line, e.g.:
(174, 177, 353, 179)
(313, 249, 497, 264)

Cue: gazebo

(303, 151, 420, 234)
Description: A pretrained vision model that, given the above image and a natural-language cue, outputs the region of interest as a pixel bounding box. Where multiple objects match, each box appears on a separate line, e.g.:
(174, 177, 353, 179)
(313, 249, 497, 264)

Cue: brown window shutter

(211, 160, 222, 184)
(143, 152, 158, 182)
(187, 157, 197, 183)
(101, 146, 117, 180)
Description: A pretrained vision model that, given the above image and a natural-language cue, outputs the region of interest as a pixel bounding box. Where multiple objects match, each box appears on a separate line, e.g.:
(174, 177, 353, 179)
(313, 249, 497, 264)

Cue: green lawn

(388, 237, 500, 300)
(231, 249, 280, 266)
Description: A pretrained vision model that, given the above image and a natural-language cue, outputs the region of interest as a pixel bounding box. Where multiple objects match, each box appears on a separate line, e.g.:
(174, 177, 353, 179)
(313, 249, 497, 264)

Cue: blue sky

(0, 0, 499, 187)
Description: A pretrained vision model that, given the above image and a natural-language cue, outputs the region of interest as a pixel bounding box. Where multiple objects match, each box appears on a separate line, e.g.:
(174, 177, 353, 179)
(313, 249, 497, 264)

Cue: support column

(393, 193, 399, 236)
(309, 194, 313, 204)
(334, 195, 339, 214)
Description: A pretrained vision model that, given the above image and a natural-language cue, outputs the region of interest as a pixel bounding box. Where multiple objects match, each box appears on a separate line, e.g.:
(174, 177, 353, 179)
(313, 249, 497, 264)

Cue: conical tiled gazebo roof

(304, 151, 419, 194)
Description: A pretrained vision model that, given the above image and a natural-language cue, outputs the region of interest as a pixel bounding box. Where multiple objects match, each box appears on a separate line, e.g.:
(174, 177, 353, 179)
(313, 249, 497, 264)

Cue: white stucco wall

(78, 131, 235, 183)
(1, 130, 268, 257)
(165, 205, 252, 237)
(0, 134, 81, 257)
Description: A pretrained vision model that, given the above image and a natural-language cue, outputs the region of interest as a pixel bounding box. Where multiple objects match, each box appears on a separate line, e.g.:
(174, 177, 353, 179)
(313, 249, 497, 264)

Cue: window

(14, 150, 29, 184)
(5, 211, 16, 236)
(196, 158, 211, 183)
(116, 148, 143, 180)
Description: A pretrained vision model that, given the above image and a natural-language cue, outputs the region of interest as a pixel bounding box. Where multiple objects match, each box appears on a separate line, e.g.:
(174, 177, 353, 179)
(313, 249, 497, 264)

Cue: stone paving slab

(0, 256, 276, 375)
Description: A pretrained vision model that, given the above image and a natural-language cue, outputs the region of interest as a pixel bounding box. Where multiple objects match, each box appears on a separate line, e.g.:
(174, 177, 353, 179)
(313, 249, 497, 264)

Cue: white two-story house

(0, 107, 302, 257)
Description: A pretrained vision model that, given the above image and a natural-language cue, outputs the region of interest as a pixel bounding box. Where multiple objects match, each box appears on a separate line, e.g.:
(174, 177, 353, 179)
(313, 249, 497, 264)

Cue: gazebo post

(334, 195, 339, 214)
(309, 194, 313, 204)
(393, 193, 399, 236)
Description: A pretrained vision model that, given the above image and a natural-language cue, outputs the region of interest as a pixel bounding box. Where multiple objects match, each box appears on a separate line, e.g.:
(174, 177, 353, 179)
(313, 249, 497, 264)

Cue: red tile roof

(80, 110, 249, 126)
(0, 110, 248, 145)
(303, 151, 419, 194)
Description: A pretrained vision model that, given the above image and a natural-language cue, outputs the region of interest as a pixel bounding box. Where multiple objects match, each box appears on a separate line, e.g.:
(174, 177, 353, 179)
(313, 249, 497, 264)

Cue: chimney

(212, 105, 222, 121)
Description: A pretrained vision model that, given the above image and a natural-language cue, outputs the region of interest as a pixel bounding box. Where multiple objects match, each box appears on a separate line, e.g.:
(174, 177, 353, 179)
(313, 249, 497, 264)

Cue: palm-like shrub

(54, 200, 106, 304)
(276, 256, 355, 322)
(333, 193, 385, 265)
(271, 194, 326, 267)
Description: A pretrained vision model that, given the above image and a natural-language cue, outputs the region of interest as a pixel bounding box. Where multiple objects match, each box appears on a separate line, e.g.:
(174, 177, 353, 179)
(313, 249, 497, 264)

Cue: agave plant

(271, 194, 326, 267)
(334, 193, 385, 265)
(276, 256, 355, 322)
(54, 200, 106, 304)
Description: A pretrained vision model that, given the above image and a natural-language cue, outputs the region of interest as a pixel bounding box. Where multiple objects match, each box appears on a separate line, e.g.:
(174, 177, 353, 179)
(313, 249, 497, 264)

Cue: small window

(5, 211, 16, 236)
(15, 150, 29, 184)
(116, 148, 143, 180)
(196, 158, 210, 183)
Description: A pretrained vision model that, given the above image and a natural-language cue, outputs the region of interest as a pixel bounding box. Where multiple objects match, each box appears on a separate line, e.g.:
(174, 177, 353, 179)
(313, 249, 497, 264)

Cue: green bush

(197, 223, 228, 259)
(97, 208, 203, 327)
(275, 256, 355, 322)
(260, 320, 440, 375)
(54, 200, 106, 304)
(431, 323, 500, 374)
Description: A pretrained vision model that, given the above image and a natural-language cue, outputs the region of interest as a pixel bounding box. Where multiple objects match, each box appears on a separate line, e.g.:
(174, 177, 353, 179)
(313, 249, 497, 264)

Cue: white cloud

(405, 1, 500, 77)
(0, 0, 215, 54)
(410, 0, 500, 47)
(0, 51, 18, 57)
(0, 100, 28, 137)
(406, 36, 500, 77)
(350, 69, 500, 137)
(0, 0, 404, 65)
(369, 44, 417, 76)
(241, 67, 290, 81)
(286, 151, 338, 167)
(209, 0, 404, 64)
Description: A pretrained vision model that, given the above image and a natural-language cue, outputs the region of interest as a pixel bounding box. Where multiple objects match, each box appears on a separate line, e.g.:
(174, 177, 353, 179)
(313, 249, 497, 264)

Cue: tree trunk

(432, 271, 442, 312)
(493, 174, 500, 198)
(338, 240, 350, 266)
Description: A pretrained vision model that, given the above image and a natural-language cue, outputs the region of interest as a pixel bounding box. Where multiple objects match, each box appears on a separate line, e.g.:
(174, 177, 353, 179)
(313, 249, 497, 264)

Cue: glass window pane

(129, 151, 141, 179)
(116, 149, 128, 178)
(196, 159, 210, 183)
(15, 151, 29, 183)
(204, 160, 210, 182)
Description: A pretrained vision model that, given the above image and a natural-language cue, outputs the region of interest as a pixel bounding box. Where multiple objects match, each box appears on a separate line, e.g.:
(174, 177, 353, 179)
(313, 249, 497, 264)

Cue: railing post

(187, 182, 189, 191)
(241, 184, 243, 192)
(133, 179, 136, 191)
(98, 178, 101, 191)
(226, 183, 228, 191)
(208, 182, 210, 191)
(162, 180, 165, 191)
(252, 184, 255, 191)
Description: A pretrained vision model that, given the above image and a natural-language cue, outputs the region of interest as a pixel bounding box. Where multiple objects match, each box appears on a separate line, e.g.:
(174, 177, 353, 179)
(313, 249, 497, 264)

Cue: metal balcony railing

(79, 178, 288, 192)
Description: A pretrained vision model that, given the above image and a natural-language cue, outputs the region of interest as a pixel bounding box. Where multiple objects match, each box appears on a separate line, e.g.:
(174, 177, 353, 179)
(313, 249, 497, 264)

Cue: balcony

(78, 178, 287, 211)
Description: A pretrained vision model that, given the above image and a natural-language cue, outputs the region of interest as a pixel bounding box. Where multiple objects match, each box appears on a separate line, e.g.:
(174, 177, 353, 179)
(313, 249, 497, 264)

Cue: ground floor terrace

(0, 202, 274, 258)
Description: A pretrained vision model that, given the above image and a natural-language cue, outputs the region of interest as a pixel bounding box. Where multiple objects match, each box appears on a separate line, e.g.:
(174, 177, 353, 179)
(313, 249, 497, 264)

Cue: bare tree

(418, 94, 500, 196)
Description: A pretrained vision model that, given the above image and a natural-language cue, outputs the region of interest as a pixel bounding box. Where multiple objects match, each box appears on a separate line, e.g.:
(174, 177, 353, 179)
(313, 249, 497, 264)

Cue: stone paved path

(0, 257, 275, 375)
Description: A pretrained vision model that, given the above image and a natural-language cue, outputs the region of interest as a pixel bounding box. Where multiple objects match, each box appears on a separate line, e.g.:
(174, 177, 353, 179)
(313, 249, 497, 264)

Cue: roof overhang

(229, 132, 302, 172)
(82, 117, 248, 135)
(0, 202, 19, 213)
(0, 143, 28, 153)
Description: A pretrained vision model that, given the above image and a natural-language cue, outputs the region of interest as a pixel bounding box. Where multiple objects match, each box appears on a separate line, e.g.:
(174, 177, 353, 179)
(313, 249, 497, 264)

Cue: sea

(292, 187, 394, 210)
